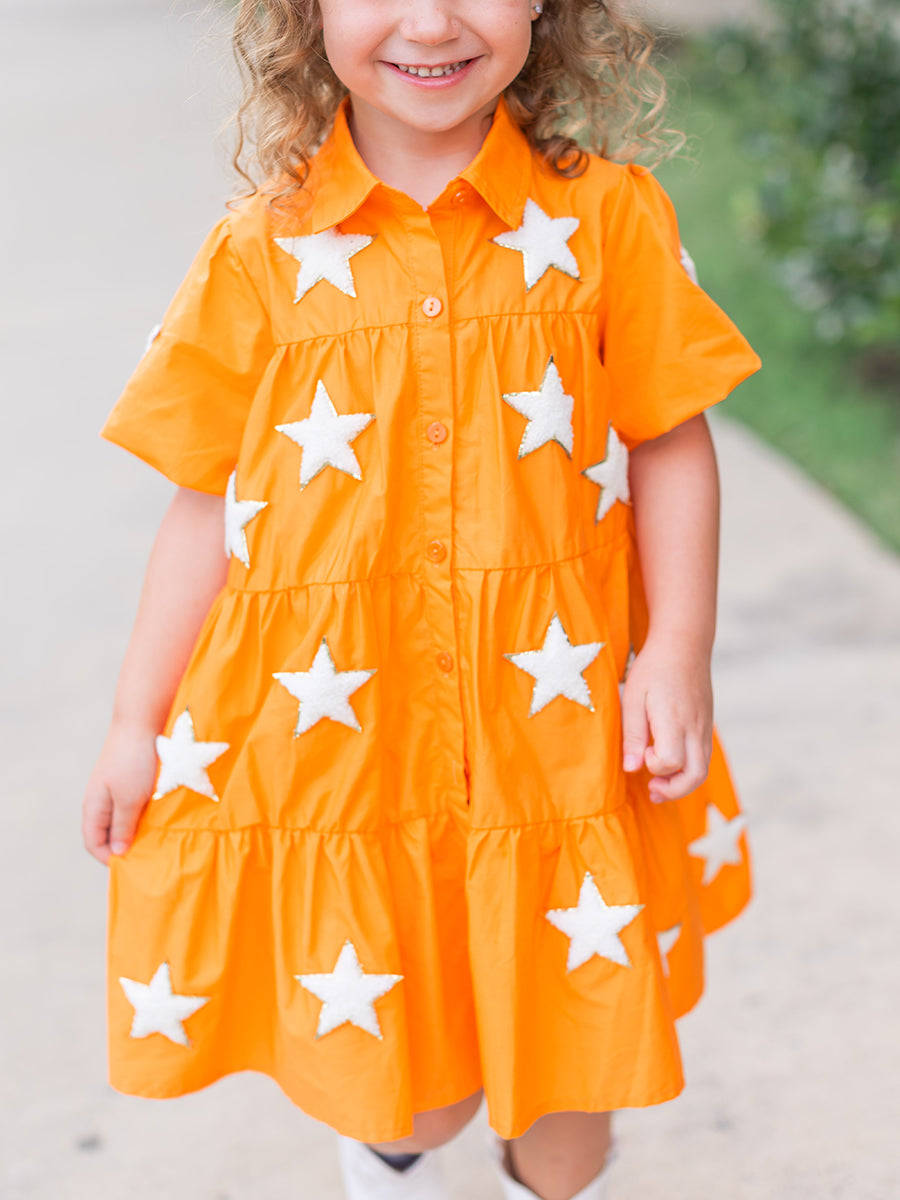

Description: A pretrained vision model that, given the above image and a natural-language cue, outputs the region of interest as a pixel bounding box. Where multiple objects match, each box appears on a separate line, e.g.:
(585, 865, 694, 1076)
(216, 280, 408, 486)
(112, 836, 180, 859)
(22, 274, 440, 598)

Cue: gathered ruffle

(110, 733, 749, 1140)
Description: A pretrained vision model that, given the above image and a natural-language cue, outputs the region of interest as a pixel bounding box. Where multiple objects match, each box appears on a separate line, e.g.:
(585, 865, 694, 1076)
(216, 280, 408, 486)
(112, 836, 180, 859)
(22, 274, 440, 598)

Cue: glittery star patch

(503, 357, 575, 459)
(492, 198, 580, 290)
(688, 805, 748, 885)
(276, 380, 375, 488)
(119, 962, 209, 1047)
(657, 924, 682, 977)
(224, 470, 267, 568)
(297, 941, 402, 1039)
(546, 872, 644, 971)
(274, 227, 374, 302)
(505, 613, 604, 716)
(273, 638, 376, 736)
(582, 424, 630, 522)
(153, 709, 229, 802)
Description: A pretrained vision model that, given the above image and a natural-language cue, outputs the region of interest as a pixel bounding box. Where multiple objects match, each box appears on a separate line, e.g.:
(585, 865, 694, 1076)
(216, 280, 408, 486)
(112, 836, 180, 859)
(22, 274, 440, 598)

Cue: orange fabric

(102, 98, 760, 1140)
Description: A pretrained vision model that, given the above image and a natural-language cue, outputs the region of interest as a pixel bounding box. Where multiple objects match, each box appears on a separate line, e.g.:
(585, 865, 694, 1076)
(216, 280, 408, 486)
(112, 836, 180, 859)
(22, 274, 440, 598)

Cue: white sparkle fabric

(582, 424, 631, 522)
(274, 228, 374, 302)
(224, 470, 267, 568)
(273, 638, 376, 736)
(680, 244, 699, 285)
(143, 323, 162, 354)
(505, 613, 604, 716)
(656, 924, 682, 977)
(298, 941, 403, 1039)
(688, 805, 748, 885)
(119, 962, 209, 1047)
(276, 380, 375, 488)
(153, 709, 229, 802)
(546, 872, 644, 971)
(492, 198, 580, 290)
(503, 358, 575, 458)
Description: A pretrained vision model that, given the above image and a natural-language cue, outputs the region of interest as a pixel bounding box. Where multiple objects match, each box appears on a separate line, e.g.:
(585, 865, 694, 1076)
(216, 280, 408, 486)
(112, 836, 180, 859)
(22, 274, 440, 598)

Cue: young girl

(83, 2, 760, 1197)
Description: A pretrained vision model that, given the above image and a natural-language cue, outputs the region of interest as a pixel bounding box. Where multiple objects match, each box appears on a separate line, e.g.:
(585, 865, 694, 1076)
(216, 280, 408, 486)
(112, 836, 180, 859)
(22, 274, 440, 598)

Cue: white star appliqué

(276, 380, 374, 489)
(546, 872, 644, 971)
(689, 805, 748, 885)
(657, 924, 682, 977)
(143, 322, 162, 353)
(505, 613, 604, 716)
(680, 244, 699, 284)
(298, 941, 403, 1039)
(503, 358, 575, 459)
(492, 198, 580, 290)
(153, 709, 229, 802)
(119, 962, 209, 1047)
(224, 470, 267, 568)
(273, 638, 376, 737)
(274, 228, 373, 302)
(582, 424, 631, 522)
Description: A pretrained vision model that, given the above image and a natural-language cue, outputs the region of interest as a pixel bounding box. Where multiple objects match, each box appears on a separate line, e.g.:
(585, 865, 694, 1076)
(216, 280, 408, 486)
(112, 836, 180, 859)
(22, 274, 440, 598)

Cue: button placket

(405, 209, 465, 805)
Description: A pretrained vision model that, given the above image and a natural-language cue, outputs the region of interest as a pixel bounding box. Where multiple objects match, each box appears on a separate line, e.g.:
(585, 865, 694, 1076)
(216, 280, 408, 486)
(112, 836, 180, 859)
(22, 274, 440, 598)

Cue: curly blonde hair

(231, 0, 680, 199)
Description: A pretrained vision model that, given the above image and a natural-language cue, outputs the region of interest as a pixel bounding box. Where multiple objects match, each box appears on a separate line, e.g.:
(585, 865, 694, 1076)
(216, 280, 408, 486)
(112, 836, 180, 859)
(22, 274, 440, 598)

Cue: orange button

(422, 296, 443, 318)
(436, 652, 454, 673)
(452, 189, 467, 204)
(427, 540, 447, 563)
(426, 421, 448, 445)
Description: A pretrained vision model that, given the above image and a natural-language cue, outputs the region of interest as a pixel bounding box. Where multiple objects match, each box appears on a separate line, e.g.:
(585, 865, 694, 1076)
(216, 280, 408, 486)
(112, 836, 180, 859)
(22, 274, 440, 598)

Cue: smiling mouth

(393, 59, 473, 78)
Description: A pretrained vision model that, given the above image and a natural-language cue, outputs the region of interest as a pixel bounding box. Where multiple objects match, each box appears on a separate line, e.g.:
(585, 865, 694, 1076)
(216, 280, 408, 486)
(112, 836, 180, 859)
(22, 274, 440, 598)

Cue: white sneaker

(488, 1134, 616, 1199)
(336, 1134, 450, 1200)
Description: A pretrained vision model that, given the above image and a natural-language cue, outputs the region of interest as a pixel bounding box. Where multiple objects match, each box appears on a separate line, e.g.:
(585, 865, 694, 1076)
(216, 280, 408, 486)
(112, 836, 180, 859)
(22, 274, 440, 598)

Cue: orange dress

(101, 97, 760, 1142)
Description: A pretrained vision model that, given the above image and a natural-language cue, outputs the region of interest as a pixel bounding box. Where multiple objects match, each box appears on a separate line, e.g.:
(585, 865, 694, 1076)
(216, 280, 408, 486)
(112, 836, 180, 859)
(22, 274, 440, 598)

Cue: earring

(533, 3, 543, 12)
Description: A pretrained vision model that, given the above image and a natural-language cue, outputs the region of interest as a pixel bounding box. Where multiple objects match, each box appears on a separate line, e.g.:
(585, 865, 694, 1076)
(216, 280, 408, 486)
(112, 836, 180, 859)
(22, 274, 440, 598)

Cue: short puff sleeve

(101, 216, 274, 494)
(599, 165, 761, 447)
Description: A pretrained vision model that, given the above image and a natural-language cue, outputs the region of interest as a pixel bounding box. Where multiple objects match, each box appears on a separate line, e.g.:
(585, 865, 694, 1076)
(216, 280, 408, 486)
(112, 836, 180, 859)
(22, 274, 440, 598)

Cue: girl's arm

(82, 487, 227, 864)
(622, 412, 720, 802)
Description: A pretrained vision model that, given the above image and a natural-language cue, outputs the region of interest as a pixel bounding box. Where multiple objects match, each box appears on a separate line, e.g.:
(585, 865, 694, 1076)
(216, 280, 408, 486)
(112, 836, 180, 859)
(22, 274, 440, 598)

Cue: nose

(399, 0, 461, 45)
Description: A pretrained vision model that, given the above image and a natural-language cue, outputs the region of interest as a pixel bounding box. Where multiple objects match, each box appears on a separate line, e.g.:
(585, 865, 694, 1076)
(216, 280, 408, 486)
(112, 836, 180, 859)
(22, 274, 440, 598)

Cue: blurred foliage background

(655, 0, 900, 550)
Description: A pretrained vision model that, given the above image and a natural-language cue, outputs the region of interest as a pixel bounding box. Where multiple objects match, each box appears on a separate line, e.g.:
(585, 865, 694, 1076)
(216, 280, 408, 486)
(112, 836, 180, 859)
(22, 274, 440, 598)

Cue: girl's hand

(620, 637, 713, 803)
(82, 722, 159, 864)
(81, 486, 228, 866)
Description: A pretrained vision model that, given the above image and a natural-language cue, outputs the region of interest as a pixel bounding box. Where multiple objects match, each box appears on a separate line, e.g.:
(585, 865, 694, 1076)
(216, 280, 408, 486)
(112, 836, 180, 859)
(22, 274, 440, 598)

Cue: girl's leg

(336, 1091, 484, 1200)
(505, 1111, 613, 1200)
(368, 1087, 485, 1154)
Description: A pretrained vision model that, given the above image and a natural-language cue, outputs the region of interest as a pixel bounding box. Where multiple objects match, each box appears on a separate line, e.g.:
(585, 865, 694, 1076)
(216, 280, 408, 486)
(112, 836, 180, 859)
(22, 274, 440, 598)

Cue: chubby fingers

(620, 675, 650, 773)
(645, 719, 686, 789)
(82, 781, 114, 866)
(621, 674, 712, 799)
(108, 792, 148, 858)
(82, 781, 149, 865)
(646, 730, 709, 802)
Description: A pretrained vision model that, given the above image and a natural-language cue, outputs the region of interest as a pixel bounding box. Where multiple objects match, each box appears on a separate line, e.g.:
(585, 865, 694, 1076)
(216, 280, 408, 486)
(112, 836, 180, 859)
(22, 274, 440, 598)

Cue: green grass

(655, 96, 900, 553)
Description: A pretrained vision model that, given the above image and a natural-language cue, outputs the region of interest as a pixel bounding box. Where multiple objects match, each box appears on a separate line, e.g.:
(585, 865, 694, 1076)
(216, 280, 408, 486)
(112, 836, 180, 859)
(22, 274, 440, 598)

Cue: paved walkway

(1, 4, 897, 1198)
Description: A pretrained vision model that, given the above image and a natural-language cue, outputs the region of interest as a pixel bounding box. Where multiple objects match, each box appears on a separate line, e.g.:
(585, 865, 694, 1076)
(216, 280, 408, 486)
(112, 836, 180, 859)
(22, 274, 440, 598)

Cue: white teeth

(396, 60, 467, 77)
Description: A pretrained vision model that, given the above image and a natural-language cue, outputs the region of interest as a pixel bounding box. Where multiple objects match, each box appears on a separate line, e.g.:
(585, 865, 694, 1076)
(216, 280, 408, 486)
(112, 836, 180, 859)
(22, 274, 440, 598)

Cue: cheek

(494, 15, 536, 83)
(320, 12, 380, 85)
(487, 3, 535, 63)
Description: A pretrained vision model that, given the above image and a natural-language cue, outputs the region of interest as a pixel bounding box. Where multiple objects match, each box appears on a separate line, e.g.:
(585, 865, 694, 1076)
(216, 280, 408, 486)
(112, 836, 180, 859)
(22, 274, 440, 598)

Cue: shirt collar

(309, 95, 533, 234)
(459, 96, 531, 229)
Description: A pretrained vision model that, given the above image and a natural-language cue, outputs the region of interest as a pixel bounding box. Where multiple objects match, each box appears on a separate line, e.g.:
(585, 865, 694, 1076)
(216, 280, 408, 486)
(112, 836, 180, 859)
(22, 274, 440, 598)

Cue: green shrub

(688, 0, 900, 350)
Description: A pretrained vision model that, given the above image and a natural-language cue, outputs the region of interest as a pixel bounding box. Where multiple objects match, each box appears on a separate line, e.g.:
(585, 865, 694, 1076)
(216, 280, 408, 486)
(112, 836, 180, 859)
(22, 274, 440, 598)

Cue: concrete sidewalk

(1, 4, 898, 1198)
